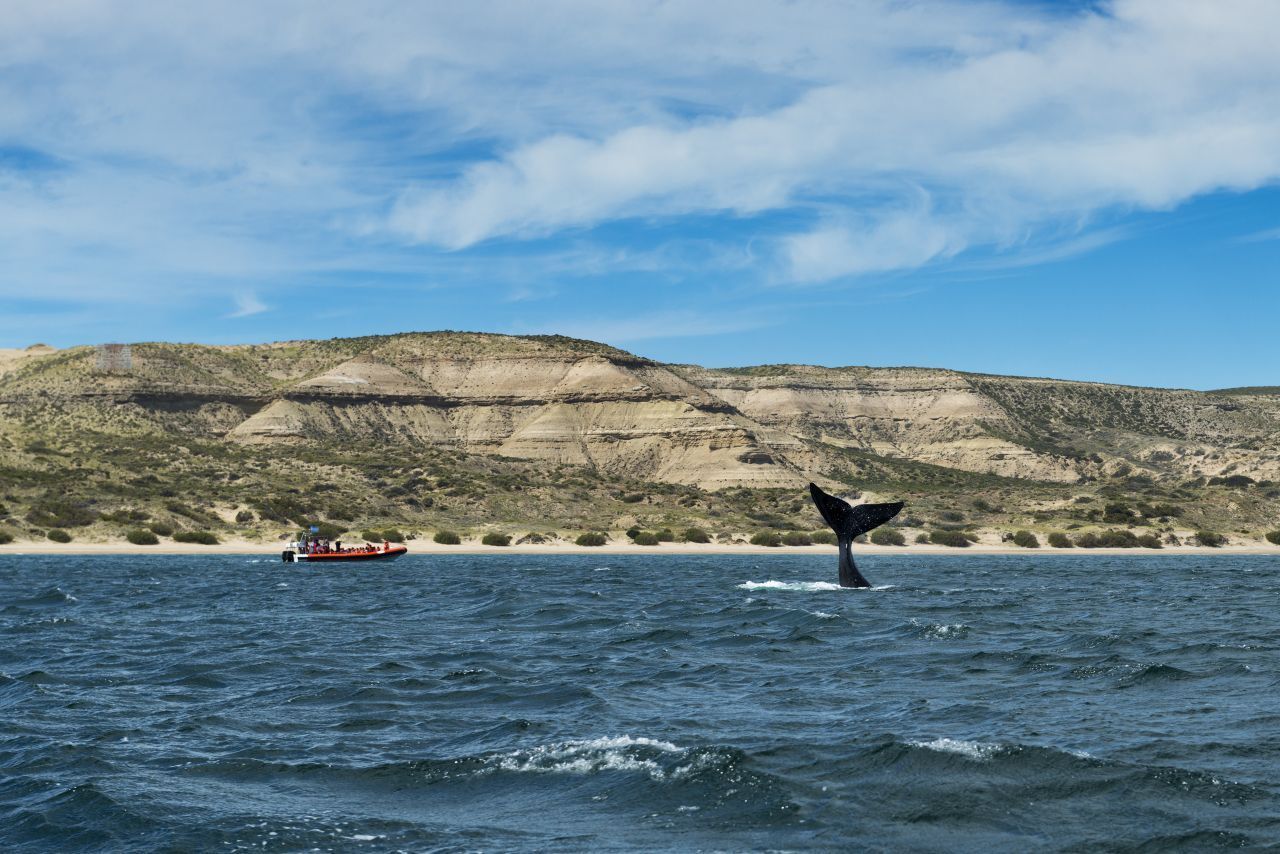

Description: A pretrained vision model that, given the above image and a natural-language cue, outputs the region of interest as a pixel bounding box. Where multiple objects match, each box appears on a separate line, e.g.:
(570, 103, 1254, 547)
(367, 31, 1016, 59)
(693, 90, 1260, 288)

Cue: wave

(738, 580, 894, 592)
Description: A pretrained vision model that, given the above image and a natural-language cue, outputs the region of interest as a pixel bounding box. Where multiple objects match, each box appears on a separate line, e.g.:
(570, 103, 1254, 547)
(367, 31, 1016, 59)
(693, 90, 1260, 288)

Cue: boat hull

(282, 545, 408, 562)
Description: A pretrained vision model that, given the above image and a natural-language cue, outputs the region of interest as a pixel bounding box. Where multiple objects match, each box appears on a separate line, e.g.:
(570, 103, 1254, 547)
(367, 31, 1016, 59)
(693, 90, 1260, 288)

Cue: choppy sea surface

(3, 554, 1280, 851)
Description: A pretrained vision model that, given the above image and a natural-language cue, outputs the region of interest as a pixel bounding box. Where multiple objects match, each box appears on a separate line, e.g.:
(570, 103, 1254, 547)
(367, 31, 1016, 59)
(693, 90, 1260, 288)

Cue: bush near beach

(1047, 532, 1072, 548)
(575, 532, 608, 546)
(126, 529, 159, 545)
(870, 528, 906, 546)
(481, 532, 511, 547)
(173, 531, 219, 545)
(750, 531, 782, 547)
(433, 530, 462, 544)
(1195, 531, 1226, 547)
(1013, 530, 1040, 548)
(1267, 531, 1280, 546)
(929, 530, 970, 547)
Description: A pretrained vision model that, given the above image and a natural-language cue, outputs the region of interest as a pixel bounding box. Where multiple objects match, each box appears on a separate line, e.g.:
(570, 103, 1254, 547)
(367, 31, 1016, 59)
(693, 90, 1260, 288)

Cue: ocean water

(3, 553, 1280, 852)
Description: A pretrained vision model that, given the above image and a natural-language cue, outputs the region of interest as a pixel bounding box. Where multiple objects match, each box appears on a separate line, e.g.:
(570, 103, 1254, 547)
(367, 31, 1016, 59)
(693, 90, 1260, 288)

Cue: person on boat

(383, 540, 390, 552)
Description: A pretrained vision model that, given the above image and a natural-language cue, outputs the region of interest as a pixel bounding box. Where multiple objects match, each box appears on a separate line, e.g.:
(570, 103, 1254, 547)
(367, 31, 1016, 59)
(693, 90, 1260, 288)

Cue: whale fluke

(809, 482, 904, 588)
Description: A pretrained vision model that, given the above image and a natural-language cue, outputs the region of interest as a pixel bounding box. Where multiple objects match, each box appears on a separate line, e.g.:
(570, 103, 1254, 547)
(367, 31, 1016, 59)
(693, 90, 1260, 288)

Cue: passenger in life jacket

(383, 540, 390, 552)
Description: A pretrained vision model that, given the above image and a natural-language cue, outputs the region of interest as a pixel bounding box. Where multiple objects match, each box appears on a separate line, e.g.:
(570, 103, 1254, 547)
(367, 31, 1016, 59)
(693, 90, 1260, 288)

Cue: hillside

(2, 333, 1278, 547)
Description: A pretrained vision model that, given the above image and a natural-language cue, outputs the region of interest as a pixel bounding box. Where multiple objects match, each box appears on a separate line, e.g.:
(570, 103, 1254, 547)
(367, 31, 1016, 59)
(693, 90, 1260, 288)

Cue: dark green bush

(433, 530, 462, 545)
(173, 530, 219, 545)
(682, 528, 710, 543)
(782, 531, 813, 546)
(1136, 533, 1163, 549)
(360, 530, 380, 542)
(870, 528, 906, 546)
(929, 530, 970, 548)
(575, 532, 608, 546)
(1012, 530, 1040, 549)
(47, 528, 72, 543)
(1102, 502, 1135, 524)
(656, 529, 675, 542)
(1047, 532, 1072, 548)
(750, 531, 782, 547)
(102, 508, 149, 523)
(1074, 531, 1102, 548)
(962, 531, 980, 542)
(633, 531, 661, 545)
(26, 498, 97, 528)
(381, 529, 405, 543)
(621, 493, 646, 503)
(1098, 529, 1140, 548)
(1209, 475, 1255, 488)
(811, 530, 837, 545)
(915, 533, 931, 544)
(148, 522, 174, 537)
(1195, 530, 1226, 547)
(126, 529, 159, 545)
(0, 530, 13, 545)
(1266, 531, 1280, 546)
(939, 511, 965, 523)
(235, 510, 255, 523)
(481, 532, 511, 547)
(625, 527, 642, 540)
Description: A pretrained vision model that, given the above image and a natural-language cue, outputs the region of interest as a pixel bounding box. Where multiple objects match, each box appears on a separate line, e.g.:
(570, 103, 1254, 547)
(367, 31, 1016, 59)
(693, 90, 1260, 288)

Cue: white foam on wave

(909, 738, 1003, 761)
(738, 580, 893, 592)
(492, 735, 683, 780)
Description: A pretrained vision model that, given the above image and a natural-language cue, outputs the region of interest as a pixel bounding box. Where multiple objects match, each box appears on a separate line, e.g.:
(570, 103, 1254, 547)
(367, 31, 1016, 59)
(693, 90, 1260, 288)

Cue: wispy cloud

(227, 292, 268, 318)
(1235, 225, 1280, 243)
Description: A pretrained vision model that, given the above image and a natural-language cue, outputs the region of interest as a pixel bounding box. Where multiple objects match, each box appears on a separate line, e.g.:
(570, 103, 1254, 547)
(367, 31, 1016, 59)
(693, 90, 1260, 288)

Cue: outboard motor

(282, 549, 296, 563)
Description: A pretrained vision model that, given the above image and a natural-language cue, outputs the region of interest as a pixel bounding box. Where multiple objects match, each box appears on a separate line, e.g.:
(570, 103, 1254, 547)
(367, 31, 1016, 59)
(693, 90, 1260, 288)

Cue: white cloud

(227, 292, 268, 318)
(383, 1, 1280, 280)
(1, 0, 1278, 306)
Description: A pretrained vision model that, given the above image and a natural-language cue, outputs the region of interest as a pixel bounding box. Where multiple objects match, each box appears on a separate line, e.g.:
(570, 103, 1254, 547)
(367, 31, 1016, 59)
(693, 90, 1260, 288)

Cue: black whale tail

(809, 483, 904, 588)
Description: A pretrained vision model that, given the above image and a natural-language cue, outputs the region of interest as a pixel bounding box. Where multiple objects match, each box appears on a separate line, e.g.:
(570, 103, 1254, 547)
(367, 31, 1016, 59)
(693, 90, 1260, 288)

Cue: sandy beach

(3, 539, 1279, 557)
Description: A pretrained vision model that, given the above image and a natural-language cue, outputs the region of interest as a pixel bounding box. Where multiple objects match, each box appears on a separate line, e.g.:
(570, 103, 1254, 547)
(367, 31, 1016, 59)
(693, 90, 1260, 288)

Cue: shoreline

(3, 540, 1279, 557)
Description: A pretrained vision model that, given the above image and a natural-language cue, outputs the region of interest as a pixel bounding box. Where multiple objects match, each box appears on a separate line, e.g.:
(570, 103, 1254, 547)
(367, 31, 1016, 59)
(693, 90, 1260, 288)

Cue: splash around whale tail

(809, 483, 905, 588)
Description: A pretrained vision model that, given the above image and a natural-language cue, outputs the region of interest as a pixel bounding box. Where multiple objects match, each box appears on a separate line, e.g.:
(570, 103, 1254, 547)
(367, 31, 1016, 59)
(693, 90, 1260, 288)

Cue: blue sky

(1, 1, 1277, 390)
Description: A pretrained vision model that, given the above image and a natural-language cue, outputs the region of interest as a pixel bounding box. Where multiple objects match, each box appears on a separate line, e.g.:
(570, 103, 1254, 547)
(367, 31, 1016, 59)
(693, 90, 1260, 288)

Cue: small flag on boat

(309, 525, 319, 533)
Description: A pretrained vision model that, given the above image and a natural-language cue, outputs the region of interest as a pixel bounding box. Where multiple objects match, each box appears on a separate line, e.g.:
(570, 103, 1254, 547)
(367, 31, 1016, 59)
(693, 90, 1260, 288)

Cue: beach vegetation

(148, 522, 175, 537)
(1012, 530, 1040, 548)
(1195, 530, 1226, 547)
(1047, 532, 1072, 548)
(915, 533, 931, 544)
(634, 531, 661, 545)
(750, 531, 782, 547)
(655, 528, 675, 542)
(47, 528, 72, 543)
(0, 530, 13, 545)
(929, 530, 970, 547)
(481, 532, 511, 546)
(26, 498, 96, 528)
(870, 528, 906, 546)
(1074, 531, 1102, 548)
(1266, 531, 1280, 546)
(810, 530, 837, 544)
(1136, 533, 1163, 548)
(681, 527, 710, 543)
(782, 531, 813, 546)
(433, 530, 461, 544)
(235, 509, 255, 523)
(173, 530, 219, 545)
(1098, 529, 1140, 548)
(575, 532, 608, 546)
(126, 529, 159, 545)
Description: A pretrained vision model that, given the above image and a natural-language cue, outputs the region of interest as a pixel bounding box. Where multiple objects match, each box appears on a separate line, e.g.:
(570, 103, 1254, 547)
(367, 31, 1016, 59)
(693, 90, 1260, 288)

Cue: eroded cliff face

(3, 333, 1277, 490)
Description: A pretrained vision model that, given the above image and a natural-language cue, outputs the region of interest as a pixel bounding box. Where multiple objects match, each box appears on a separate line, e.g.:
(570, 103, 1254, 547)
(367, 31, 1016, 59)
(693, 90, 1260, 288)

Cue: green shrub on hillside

(173, 530, 219, 545)
(47, 528, 72, 543)
(811, 530, 837, 545)
(235, 510, 255, 523)
(101, 508, 150, 523)
(433, 530, 461, 545)
(1098, 529, 1140, 548)
(655, 529, 675, 542)
(915, 533, 931, 544)
(1012, 530, 1040, 548)
(481, 532, 511, 547)
(681, 527, 710, 543)
(1136, 533, 1163, 549)
(126, 529, 159, 545)
(575, 532, 608, 546)
(870, 528, 906, 546)
(148, 522, 175, 537)
(0, 530, 13, 545)
(26, 498, 97, 528)
(625, 527, 642, 540)
(929, 530, 970, 548)
(634, 531, 660, 545)
(1195, 530, 1226, 547)
(381, 529, 406, 543)
(1047, 532, 1072, 548)
(782, 531, 813, 546)
(750, 531, 782, 547)
(1266, 531, 1280, 546)
(1074, 532, 1101, 548)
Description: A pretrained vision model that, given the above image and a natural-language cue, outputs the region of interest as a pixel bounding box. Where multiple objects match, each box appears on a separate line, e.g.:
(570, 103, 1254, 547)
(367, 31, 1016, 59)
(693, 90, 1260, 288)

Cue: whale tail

(809, 482, 904, 588)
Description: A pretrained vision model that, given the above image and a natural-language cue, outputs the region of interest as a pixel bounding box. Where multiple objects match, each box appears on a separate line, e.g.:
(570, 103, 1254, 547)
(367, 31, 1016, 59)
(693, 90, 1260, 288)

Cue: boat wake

(738, 580, 894, 592)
